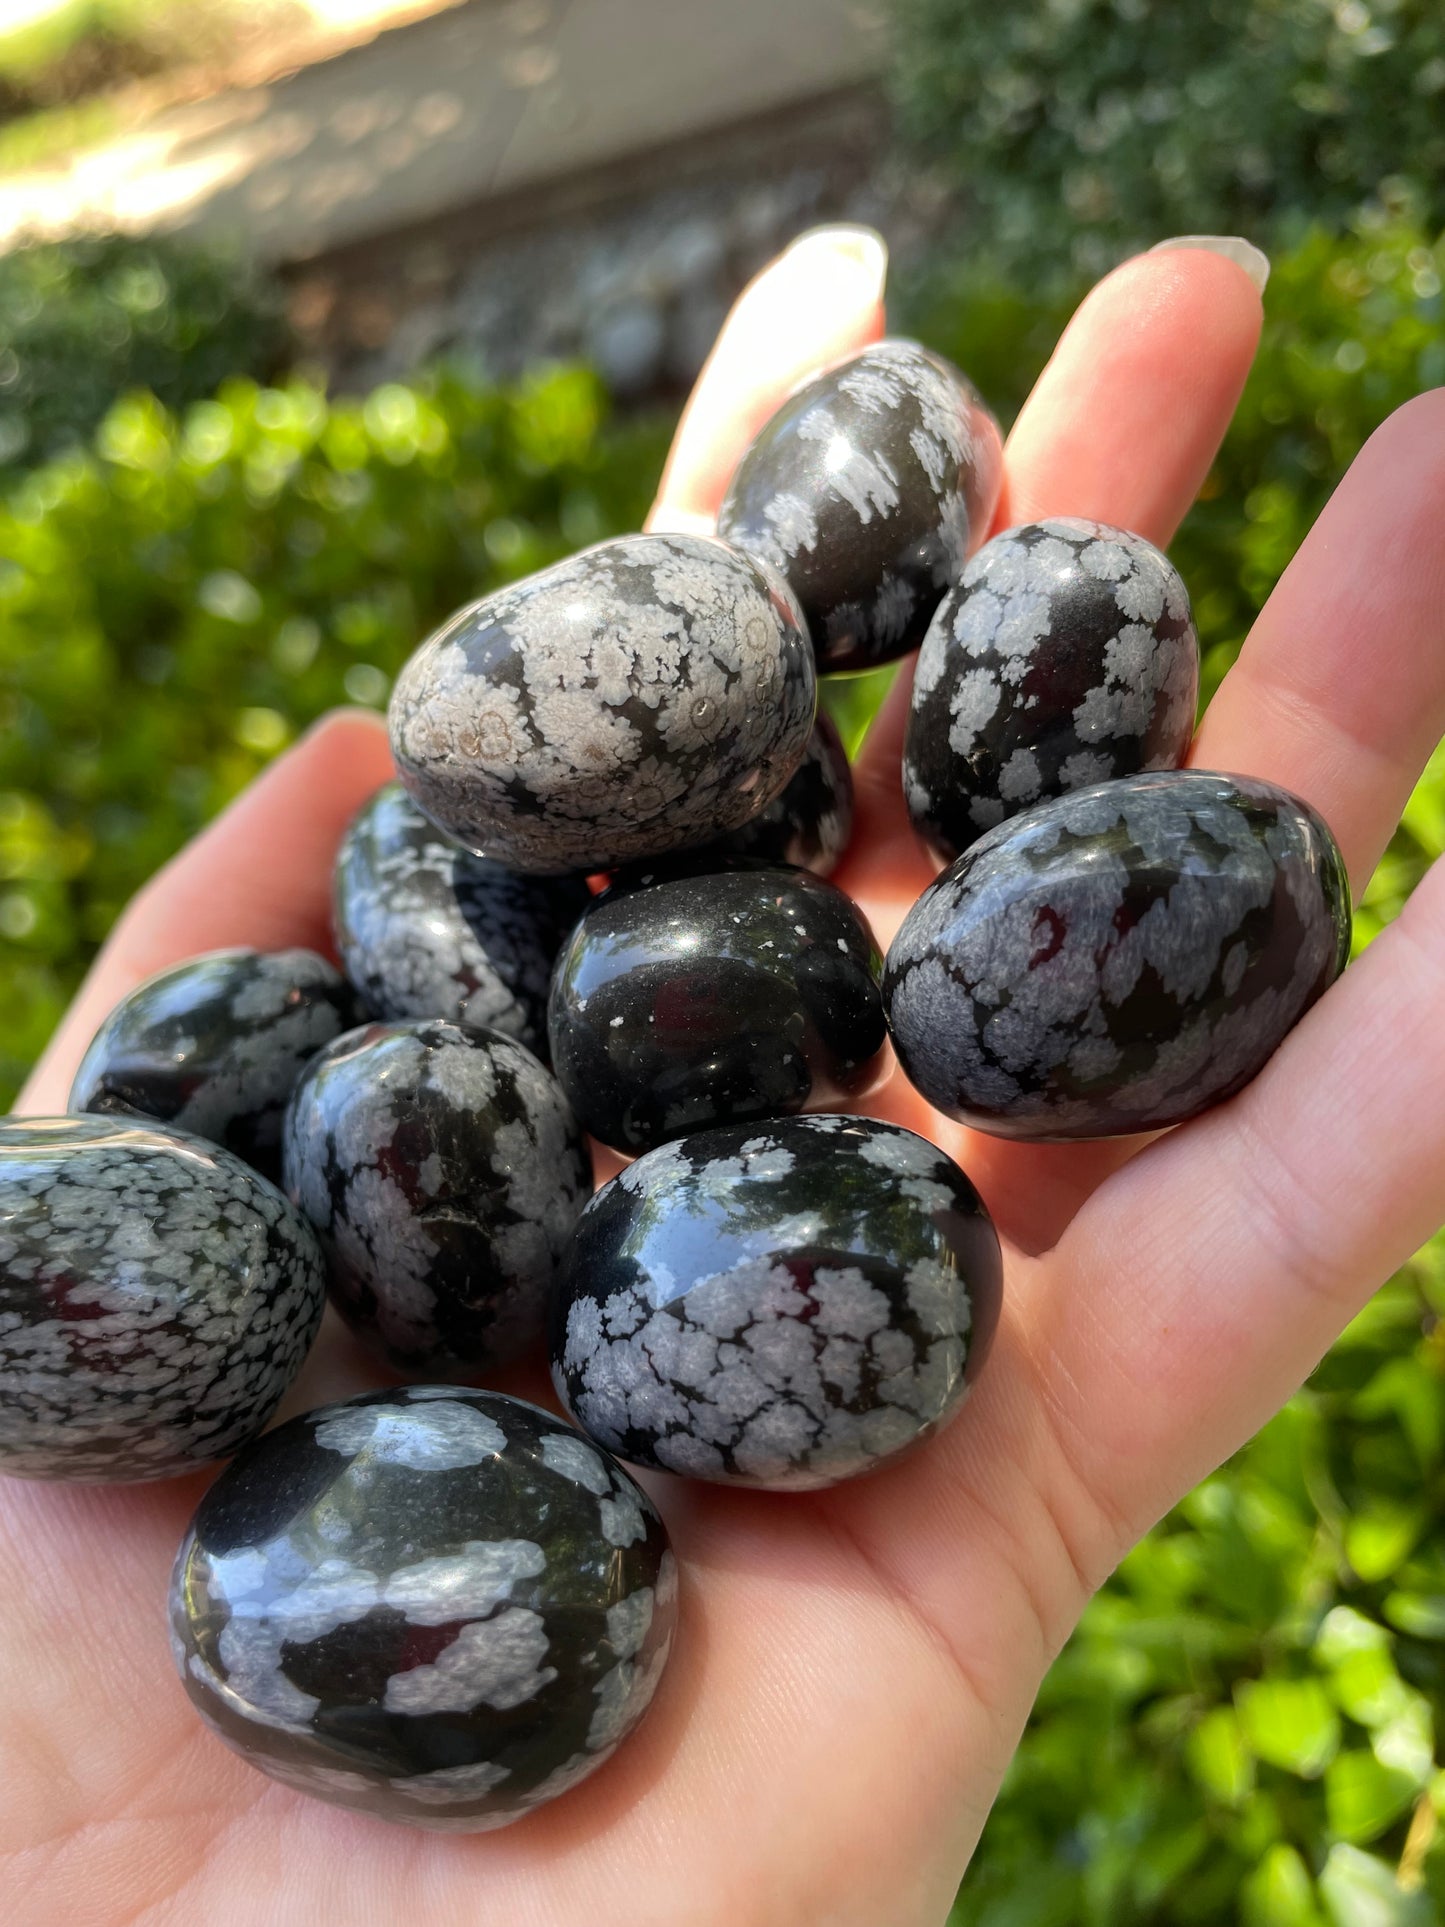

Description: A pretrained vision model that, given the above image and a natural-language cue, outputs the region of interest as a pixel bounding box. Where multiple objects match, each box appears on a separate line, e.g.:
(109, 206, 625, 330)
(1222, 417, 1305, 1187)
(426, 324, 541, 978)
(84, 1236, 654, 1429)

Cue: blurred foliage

(906, 210, 1445, 1922)
(0, 0, 304, 113)
(0, 363, 667, 1099)
(0, 233, 288, 477)
(892, 0, 1445, 285)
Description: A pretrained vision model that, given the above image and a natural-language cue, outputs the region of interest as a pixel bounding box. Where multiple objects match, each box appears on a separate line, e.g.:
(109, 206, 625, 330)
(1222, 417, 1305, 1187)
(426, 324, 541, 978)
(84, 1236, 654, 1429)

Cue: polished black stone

(333, 782, 590, 1060)
(282, 1020, 590, 1378)
(0, 1117, 325, 1482)
(389, 532, 816, 874)
(547, 865, 887, 1154)
(905, 519, 1200, 864)
(884, 770, 1352, 1140)
(551, 1115, 1001, 1490)
(717, 338, 1003, 674)
(169, 1386, 677, 1831)
(697, 710, 853, 876)
(70, 947, 362, 1181)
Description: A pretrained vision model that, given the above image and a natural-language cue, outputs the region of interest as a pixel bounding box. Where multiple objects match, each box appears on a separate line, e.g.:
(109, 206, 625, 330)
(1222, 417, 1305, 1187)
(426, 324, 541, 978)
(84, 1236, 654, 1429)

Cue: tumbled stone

(905, 518, 1200, 864)
(697, 709, 853, 875)
(389, 532, 816, 874)
(333, 781, 589, 1059)
(0, 1117, 325, 1482)
(282, 1020, 590, 1377)
(717, 338, 1003, 673)
(70, 947, 362, 1182)
(884, 770, 1352, 1139)
(552, 1114, 1001, 1490)
(169, 1386, 677, 1831)
(548, 864, 887, 1154)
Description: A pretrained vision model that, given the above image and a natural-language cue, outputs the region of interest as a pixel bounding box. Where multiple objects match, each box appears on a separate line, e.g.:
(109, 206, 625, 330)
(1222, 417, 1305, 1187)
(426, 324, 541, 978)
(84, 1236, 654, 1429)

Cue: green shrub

(893, 0, 1445, 282)
(0, 233, 287, 477)
(0, 362, 668, 1099)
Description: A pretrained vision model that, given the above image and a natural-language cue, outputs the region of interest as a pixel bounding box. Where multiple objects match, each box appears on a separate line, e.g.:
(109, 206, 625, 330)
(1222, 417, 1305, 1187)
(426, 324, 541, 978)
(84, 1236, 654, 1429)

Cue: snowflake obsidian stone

(547, 864, 887, 1154)
(389, 532, 817, 875)
(696, 710, 854, 876)
(333, 782, 589, 1058)
(884, 769, 1352, 1140)
(717, 339, 1004, 674)
(551, 1114, 1002, 1490)
(168, 1386, 677, 1831)
(0, 1117, 326, 1482)
(282, 1019, 590, 1377)
(904, 518, 1200, 864)
(70, 947, 363, 1182)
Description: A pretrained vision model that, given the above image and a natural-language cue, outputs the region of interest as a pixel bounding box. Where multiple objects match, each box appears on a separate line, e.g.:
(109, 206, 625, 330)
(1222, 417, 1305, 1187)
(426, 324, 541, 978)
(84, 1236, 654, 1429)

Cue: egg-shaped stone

(70, 947, 363, 1182)
(551, 1114, 1001, 1490)
(282, 1020, 590, 1377)
(0, 1117, 325, 1482)
(696, 709, 853, 875)
(548, 865, 887, 1154)
(904, 518, 1200, 864)
(717, 338, 1003, 674)
(333, 782, 589, 1059)
(884, 770, 1351, 1140)
(169, 1385, 677, 1831)
(389, 533, 816, 875)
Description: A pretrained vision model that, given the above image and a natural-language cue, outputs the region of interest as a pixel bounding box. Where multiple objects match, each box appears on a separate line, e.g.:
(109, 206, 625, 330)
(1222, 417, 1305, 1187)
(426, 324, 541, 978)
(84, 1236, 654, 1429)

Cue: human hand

(6, 227, 1445, 1927)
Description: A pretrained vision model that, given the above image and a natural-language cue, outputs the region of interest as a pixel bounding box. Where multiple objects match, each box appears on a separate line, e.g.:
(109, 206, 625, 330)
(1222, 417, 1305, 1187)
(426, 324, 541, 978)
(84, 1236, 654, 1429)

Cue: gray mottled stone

(169, 1386, 677, 1831)
(0, 1117, 326, 1482)
(905, 519, 1200, 863)
(70, 947, 363, 1182)
(551, 1114, 1002, 1491)
(388, 533, 817, 875)
(884, 769, 1352, 1140)
(697, 709, 854, 876)
(282, 1020, 590, 1378)
(332, 782, 589, 1059)
(717, 338, 1004, 674)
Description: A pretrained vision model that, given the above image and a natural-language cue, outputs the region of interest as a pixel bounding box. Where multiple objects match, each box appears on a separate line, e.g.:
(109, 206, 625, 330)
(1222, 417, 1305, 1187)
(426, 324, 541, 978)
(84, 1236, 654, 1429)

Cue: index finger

(647, 225, 888, 535)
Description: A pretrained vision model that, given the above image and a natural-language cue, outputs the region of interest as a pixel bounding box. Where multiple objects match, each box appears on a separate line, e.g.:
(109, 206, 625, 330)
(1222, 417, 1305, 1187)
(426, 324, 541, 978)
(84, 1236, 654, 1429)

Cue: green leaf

(1318, 1846, 1435, 1927)
(1237, 1679, 1342, 1780)
(1325, 1752, 1419, 1845)
(1188, 1706, 1257, 1807)
(1345, 1507, 1425, 1584)
(1243, 1845, 1325, 1927)
(1382, 1594, 1445, 1641)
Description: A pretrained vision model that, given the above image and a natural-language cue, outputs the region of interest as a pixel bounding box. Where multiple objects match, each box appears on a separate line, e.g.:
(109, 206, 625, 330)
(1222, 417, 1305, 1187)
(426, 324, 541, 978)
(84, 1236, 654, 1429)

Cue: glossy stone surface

(70, 947, 362, 1181)
(717, 338, 1003, 674)
(552, 1115, 1001, 1490)
(0, 1117, 325, 1482)
(905, 519, 1200, 864)
(282, 1020, 590, 1377)
(884, 770, 1352, 1140)
(169, 1386, 677, 1831)
(333, 782, 589, 1059)
(389, 532, 816, 875)
(548, 865, 887, 1154)
(697, 709, 853, 875)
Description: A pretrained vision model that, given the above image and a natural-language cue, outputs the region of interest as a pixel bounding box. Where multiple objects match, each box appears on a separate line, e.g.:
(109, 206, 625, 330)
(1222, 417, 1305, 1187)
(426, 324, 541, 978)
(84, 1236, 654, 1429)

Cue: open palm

(6, 232, 1445, 1927)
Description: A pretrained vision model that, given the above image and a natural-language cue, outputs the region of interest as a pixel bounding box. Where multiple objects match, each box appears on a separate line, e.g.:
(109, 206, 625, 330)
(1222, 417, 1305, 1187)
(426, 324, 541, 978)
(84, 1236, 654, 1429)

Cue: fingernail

(783, 223, 889, 297)
(1149, 234, 1270, 294)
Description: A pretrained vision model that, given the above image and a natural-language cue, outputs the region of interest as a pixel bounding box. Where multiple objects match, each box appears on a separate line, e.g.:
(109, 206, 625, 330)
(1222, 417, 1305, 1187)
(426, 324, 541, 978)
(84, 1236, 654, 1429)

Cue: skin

(4, 234, 1445, 1927)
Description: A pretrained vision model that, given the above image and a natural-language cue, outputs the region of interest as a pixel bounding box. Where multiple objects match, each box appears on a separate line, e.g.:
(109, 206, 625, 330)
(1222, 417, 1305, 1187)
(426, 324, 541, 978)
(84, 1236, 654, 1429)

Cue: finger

(847, 244, 1266, 889)
(646, 225, 887, 535)
(1042, 850, 1445, 1546)
(18, 710, 394, 1115)
(1191, 389, 1445, 887)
